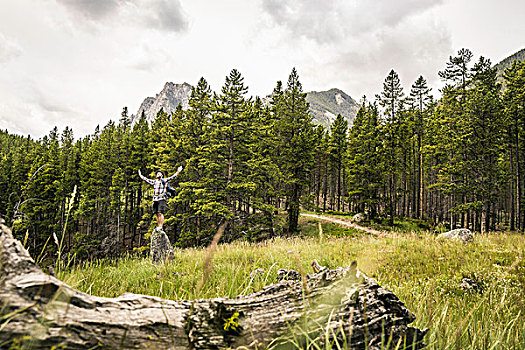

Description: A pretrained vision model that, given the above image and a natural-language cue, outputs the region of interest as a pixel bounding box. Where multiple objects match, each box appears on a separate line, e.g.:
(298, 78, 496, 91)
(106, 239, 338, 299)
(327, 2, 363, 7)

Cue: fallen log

(0, 220, 427, 349)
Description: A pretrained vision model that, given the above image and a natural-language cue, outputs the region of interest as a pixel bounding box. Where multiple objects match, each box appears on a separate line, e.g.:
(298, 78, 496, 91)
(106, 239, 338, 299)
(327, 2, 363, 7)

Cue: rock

(461, 278, 484, 293)
(99, 232, 119, 258)
(277, 268, 302, 281)
(352, 213, 366, 223)
(151, 228, 175, 264)
(249, 268, 265, 278)
(437, 228, 474, 243)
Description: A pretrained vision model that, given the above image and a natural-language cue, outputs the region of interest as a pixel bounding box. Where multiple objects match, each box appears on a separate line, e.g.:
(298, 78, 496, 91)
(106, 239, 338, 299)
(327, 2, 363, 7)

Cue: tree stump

(0, 219, 427, 349)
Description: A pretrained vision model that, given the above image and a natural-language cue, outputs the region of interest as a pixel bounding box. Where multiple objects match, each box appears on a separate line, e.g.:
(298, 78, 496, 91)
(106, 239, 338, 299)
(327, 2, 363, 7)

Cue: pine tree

(328, 114, 348, 211)
(409, 76, 432, 219)
(436, 48, 474, 229)
(216, 69, 251, 209)
(503, 60, 525, 230)
(274, 68, 316, 233)
(377, 69, 405, 225)
(466, 57, 504, 231)
(311, 125, 327, 210)
(439, 48, 473, 99)
(245, 97, 281, 238)
(129, 112, 151, 245)
(211, 69, 254, 238)
(176, 78, 215, 242)
(77, 121, 119, 242)
(58, 126, 80, 249)
(20, 128, 63, 252)
(347, 98, 383, 218)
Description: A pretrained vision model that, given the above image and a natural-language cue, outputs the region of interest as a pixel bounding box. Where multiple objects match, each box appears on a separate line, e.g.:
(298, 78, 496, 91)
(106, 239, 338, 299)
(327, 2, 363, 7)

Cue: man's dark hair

(156, 170, 164, 177)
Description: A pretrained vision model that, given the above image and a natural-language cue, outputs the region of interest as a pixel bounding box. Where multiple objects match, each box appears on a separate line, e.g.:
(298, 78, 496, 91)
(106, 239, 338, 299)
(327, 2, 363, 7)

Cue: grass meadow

(59, 216, 525, 349)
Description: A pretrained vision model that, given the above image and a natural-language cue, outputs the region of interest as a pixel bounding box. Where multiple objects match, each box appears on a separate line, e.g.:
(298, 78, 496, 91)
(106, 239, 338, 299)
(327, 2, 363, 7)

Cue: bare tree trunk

(419, 143, 424, 220)
(323, 164, 328, 211)
(342, 167, 346, 212)
(337, 165, 341, 212)
(389, 173, 395, 226)
(1, 220, 426, 350)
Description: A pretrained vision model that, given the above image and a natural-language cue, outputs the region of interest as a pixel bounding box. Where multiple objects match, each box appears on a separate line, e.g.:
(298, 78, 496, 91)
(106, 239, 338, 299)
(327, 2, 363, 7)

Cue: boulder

(99, 232, 119, 258)
(461, 278, 484, 294)
(151, 228, 175, 264)
(352, 213, 366, 223)
(437, 228, 474, 243)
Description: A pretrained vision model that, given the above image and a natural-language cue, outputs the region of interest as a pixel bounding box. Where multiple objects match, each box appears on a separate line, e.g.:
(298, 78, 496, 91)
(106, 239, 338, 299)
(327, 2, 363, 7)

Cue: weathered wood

(0, 220, 426, 349)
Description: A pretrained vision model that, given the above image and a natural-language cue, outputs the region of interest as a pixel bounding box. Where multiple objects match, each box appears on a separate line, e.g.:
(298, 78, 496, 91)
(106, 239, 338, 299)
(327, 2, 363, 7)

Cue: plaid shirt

(139, 172, 178, 201)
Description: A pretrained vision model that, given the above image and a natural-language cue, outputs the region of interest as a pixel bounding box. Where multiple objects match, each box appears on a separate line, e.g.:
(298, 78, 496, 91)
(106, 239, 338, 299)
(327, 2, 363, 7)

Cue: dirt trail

(300, 213, 384, 236)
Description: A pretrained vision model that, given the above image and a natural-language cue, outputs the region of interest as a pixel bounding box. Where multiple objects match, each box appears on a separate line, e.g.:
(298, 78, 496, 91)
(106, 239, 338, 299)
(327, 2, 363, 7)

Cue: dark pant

(153, 200, 166, 214)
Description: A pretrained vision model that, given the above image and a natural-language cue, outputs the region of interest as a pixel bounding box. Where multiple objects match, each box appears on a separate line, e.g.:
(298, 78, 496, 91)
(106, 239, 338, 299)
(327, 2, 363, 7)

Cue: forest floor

(58, 214, 525, 349)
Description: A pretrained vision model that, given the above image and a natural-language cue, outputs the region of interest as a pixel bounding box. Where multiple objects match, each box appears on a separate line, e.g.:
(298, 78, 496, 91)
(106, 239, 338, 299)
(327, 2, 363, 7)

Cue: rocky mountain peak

(306, 88, 359, 128)
(133, 82, 192, 123)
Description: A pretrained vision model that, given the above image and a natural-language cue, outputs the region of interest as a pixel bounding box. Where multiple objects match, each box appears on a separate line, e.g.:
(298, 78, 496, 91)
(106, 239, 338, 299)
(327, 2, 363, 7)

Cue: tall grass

(373, 232, 525, 350)
(59, 217, 525, 349)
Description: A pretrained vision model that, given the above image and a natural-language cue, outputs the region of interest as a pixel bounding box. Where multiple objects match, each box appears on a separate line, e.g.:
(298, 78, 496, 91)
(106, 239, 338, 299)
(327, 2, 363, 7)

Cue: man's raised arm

(166, 165, 183, 181)
(138, 169, 155, 185)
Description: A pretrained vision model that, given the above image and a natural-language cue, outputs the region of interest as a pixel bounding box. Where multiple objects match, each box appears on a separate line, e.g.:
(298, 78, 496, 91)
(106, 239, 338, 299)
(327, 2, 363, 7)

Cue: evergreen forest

(1, 49, 525, 260)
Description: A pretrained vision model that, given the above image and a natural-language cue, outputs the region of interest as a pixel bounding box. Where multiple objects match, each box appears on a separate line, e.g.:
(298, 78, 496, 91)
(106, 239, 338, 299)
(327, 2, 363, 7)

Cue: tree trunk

(342, 167, 346, 212)
(509, 141, 515, 231)
(1, 220, 426, 349)
(337, 165, 341, 212)
(315, 165, 321, 209)
(287, 183, 300, 233)
(389, 173, 395, 227)
(516, 127, 521, 230)
(323, 164, 328, 212)
(419, 138, 424, 220)
(484, 201, 491, 234)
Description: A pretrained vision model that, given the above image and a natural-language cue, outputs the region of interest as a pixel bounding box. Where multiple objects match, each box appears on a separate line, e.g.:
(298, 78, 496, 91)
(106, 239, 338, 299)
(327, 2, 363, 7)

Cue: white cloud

(55, 0, 123, 20)
(117, 43, 171, 72)
(259, 0, 451, 98)
(0, 86, 94, 138)
(56, 0, 190, 33)
(0, 33, 22, 64)
(138, 0, 189, 33)
(261, 0, 445, 44)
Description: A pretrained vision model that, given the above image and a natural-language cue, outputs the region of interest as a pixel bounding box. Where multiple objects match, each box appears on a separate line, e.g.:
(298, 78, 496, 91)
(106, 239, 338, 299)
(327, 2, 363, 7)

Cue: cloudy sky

(1, 0, 524, 138)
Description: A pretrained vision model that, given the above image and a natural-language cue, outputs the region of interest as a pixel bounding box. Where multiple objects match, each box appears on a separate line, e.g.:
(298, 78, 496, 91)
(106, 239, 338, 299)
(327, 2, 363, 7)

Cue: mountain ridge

(494, 48, 525, 76)
(132, 84, 359, 128)
(494, 48, 525, 85)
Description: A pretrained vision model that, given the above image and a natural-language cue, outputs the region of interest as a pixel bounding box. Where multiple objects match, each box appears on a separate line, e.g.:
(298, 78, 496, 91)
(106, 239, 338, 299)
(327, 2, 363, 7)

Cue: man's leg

(157, 200, 166, 229)
(153, 201, 162, 230)
(157, 212, 164, 228)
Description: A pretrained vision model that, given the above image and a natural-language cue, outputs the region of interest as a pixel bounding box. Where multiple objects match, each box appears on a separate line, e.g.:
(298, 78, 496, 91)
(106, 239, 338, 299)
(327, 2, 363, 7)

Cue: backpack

(166, 182, 177, 198)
